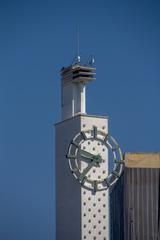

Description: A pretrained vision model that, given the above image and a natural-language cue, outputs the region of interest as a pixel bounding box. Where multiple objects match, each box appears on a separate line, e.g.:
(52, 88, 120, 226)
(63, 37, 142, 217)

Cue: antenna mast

(77, 25, 80, 63)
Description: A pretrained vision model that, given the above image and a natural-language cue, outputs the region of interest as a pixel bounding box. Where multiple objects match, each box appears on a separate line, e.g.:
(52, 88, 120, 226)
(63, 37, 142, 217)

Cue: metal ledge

(124, 153, 160, 168)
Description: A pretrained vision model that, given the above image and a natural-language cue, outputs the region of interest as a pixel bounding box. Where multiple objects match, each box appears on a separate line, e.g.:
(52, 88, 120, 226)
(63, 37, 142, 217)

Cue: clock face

(66, 126, 124, 191)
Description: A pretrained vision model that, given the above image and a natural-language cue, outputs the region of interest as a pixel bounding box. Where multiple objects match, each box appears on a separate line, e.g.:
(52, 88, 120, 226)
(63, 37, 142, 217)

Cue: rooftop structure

(61, 64, 96, 120)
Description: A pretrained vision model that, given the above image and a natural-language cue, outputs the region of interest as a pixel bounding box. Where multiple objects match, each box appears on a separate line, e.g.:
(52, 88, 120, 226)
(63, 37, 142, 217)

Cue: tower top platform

(61, 64, 96, 85)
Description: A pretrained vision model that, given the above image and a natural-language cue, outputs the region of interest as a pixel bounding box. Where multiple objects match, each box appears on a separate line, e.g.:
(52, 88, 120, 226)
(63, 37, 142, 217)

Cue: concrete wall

(55, 114, 109, 240)
(55, 115, 81, 240)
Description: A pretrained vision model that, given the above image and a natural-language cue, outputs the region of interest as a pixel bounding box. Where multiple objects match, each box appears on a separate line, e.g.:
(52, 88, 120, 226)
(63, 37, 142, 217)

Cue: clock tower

(55, 61, 123, 240)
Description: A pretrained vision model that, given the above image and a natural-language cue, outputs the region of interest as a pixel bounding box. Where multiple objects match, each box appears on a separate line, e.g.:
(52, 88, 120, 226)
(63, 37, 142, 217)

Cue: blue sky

(0, 0, 160, 239)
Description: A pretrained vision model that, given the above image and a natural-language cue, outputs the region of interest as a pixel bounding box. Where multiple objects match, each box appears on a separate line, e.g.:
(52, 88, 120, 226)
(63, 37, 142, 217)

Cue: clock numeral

(114, 160, 124, 164)
(103, 134, 109, 143)
(105, 178, 111, 187)
(93, 126, 97, 139)
(92, 180, 98, 193)
(80, 176, 87, 185)
(112, 145, 120, 151)
(71, 140, 79, 148)
(81, 131, 87, 140)
(71, 167, 78, 173)
(66, 154, 76, 159)
(112, 170, 120, 178)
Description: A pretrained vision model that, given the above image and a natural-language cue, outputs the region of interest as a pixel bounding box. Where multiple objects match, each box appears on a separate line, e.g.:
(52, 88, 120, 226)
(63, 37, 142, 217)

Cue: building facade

(55, 62, 123, 240)
(110, 153, 160, 240)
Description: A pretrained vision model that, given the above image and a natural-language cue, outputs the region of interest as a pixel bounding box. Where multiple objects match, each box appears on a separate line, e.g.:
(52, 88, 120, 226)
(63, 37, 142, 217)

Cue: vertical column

(80, 116, 109, 240)
(80, 83, 86, 114)
(55, 116, 81, 240)
(73, 83, 86, 116)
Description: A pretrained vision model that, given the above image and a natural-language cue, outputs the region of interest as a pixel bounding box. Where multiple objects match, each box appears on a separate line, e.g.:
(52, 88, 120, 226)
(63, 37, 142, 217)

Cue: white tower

(61, 64, 95, 119)
(55, 61, 123, 240)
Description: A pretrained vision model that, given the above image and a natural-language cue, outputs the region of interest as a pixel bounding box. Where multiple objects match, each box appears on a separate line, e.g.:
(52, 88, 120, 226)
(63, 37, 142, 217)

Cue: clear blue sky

(0, 0, 160, 239)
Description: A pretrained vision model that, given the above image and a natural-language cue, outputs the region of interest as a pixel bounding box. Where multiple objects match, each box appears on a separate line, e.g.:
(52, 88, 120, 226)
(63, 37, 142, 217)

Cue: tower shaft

(61, 64, 96, 120)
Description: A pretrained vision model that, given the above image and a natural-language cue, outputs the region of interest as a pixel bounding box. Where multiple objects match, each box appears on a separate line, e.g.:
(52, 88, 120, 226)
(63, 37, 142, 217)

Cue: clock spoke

(81, 131, 87, 140)
(112, 170, 120, 178)
(66, 154, 76, 159)
(105, 178, 111, 187)
(71, 140, 79, 148)
(93, 126, 97, 139)
(103, 134, 109, 143)
(71, 167, 79, 173)
(114, 160, 124, 164)
(92, 180, 98, 193)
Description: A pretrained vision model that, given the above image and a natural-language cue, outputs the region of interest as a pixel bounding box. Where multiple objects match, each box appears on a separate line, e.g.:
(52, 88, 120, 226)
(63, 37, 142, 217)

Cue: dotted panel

(81, 122, 109, 240)
(81, 139, 108, 182)
(81, 190, 109, 240)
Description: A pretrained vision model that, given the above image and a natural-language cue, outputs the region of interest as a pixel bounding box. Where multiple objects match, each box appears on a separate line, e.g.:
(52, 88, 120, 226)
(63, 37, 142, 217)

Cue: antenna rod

(77, 25, 80, 63)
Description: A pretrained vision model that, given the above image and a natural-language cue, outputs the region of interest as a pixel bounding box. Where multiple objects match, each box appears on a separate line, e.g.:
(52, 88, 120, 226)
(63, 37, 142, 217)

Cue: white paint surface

(55, 114, 109, 240)
(80, 116, 109, 240)
(62, 81, 86, 120)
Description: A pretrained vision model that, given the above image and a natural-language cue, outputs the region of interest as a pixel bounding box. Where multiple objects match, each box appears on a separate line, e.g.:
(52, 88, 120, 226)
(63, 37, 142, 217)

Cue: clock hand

(93, 154, 103, 165)
(79, 161, 95, 182)
(80, 149, 103, 165)
(80, 149, 95, 160)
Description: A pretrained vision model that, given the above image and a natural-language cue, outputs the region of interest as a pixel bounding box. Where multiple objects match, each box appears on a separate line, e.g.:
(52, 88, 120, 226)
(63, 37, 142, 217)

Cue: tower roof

(61, 64, 96, 85)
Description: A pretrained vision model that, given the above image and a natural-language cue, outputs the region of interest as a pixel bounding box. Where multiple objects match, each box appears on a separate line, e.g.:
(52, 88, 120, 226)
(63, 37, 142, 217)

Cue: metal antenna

(77, 25, 80, 63)
(89, 54, 95, 66)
